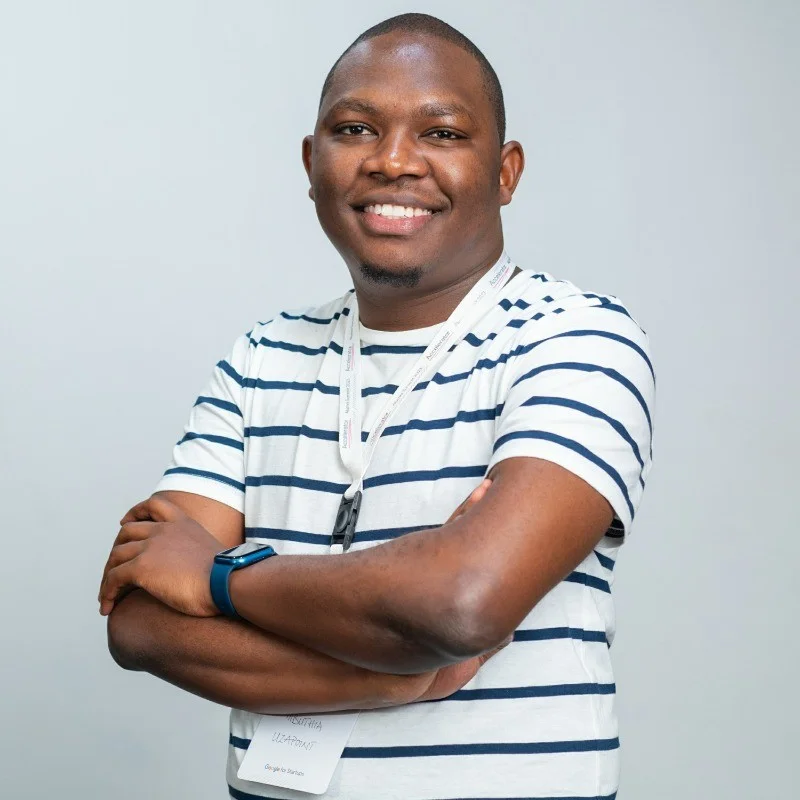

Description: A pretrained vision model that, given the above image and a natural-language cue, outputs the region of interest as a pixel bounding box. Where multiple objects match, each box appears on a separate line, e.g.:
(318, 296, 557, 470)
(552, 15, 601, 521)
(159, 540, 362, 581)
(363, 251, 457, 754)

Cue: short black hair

(319, 13, 506, 143)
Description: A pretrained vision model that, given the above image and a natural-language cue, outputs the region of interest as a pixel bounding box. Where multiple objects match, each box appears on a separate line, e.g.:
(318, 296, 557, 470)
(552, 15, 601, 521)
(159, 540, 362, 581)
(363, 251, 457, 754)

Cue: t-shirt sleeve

(152, 331, 251, 513)
(487, 303, 656, 540)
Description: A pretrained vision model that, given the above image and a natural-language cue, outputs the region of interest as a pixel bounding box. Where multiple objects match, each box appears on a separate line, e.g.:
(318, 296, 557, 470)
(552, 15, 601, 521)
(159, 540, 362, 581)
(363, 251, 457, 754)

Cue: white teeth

(364, 204, 433, 218)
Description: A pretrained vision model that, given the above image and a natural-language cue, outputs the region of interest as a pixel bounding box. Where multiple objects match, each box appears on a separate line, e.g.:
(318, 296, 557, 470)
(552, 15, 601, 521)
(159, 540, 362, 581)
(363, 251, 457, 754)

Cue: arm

(102, 463, 613, 673)
(228, 456, 614, 672)
(102, 309, 653, 673)
(105, 488, 501, 711)
(108, 589, 480, 713)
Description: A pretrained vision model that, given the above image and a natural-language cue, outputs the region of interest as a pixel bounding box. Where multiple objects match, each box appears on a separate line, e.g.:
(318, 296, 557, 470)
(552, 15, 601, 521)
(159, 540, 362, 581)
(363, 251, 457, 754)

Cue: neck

(353, 246, 508, 331)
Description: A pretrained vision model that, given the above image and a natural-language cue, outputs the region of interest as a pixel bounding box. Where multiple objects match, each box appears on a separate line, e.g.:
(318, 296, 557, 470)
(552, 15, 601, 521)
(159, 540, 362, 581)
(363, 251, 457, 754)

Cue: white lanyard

(330, 252, 515, 553)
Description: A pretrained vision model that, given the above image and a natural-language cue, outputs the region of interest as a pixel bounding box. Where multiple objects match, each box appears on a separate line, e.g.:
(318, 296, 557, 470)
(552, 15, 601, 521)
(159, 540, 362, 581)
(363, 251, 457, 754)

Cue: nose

(361, 129, 429, 181)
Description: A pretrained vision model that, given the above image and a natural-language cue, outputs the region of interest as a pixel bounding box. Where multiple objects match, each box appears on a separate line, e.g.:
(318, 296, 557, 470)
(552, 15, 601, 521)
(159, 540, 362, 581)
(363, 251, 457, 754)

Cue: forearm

(229, 519, 495, 674)
(107, 590, 430, 714)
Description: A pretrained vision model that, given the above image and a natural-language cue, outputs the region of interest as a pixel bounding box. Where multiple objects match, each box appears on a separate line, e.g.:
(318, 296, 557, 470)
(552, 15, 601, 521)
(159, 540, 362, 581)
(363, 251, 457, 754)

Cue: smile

(364, 204, 433, 218)
(356, 204, 438, 236)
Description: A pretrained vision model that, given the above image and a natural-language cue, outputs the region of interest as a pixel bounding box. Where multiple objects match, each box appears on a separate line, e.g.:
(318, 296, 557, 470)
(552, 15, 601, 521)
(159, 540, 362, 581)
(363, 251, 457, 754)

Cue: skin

(302, 32, 524, 330)
(106, 484, 504, 713)
(101, 32, 611, 695)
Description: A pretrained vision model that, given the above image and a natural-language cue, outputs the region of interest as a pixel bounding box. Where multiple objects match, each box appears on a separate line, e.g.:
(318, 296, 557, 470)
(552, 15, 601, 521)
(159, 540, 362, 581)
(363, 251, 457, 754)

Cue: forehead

(321, 33, 491, 122)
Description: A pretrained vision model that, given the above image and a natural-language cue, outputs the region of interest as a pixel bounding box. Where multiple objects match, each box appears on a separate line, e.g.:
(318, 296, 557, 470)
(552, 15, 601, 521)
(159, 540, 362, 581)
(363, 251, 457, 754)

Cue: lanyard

(330, 252, 516, 554)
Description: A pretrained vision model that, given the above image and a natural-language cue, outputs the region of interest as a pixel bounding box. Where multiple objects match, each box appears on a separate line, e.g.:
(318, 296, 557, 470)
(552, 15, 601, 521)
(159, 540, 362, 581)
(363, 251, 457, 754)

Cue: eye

(426, 129, 464, 141)
(335, 124, 374, 136)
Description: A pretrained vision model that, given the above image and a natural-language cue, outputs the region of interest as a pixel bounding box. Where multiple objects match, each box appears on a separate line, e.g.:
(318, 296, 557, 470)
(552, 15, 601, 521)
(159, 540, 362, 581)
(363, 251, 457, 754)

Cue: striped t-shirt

(154, 265, 655, 800)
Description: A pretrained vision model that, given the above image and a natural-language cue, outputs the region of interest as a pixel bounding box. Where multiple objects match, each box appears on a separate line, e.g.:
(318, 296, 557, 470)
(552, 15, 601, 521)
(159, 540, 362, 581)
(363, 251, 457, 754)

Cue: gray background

(1, 1, 797, 797)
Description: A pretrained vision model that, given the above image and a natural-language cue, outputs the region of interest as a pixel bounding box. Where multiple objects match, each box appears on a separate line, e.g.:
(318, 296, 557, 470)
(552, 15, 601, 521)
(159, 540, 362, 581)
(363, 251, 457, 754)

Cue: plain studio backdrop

(1, 2, 797, 797)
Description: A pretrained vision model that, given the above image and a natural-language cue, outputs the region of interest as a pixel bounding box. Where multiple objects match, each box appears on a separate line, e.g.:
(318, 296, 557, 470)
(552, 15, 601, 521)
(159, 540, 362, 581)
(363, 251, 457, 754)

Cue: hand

(98, 495, 222, 618)
(412, 633, 514, 703)
(445, 477, 492, 524)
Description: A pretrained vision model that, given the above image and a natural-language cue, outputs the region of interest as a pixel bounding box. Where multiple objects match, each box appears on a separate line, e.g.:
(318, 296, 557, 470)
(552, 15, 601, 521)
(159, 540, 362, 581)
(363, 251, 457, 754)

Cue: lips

(357, 206, 436, 235)
(352, 199, 441, 236)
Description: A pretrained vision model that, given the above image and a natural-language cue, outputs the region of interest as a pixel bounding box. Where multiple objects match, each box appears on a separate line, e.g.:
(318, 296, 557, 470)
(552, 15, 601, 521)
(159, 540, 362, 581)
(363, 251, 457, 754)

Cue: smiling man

(101, 13, 655, 800)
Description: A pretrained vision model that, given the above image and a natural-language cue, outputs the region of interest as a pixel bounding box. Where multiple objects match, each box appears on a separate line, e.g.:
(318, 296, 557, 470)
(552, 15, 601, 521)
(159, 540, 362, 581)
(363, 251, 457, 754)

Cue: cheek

(434, 157, 497, 211)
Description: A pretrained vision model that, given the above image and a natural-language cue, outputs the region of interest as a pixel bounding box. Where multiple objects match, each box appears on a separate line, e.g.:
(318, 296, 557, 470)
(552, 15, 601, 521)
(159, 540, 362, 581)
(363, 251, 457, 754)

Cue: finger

(468, 478, 492, 506)
(119, 500, 154, 525)
(99, 522, 156, 595)
(446, 479, 493, 523)
(115, 520, 157, 545)
(98, 539, 145, 601)
(144, 494, 183, 523)
(105, 540, 145, 573)
(119, 494, 181, 526)
(478, 632, 515, 665)
(99, 560, 140, 616)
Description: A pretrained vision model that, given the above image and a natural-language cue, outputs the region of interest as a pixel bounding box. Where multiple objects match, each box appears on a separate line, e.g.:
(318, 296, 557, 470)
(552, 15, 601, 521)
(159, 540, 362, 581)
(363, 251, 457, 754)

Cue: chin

(358, 260, 425, 289)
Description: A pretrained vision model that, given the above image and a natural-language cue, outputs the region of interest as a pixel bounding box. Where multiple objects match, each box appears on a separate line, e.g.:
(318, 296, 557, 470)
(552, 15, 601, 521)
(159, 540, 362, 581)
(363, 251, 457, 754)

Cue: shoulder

(505, 269, 653, 375)
(244, 290, 354, 351)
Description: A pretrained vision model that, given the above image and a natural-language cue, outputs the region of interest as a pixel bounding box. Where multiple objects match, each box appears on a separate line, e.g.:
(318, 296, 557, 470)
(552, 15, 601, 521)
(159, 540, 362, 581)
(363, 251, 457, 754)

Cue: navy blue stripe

(422, 796, 616, 800)
(250, 335, 428, 357)
(194, 395, 242, 417)
(217, 359, 244, 386)
(241, 378, 339, 394)
(249, 337, 329, 356)
(245, 406, 502, 444)
(341, 738, 620, 758)
(521, 396, 645, 485)
(177, 432, 244, 451)
(245, 424, 340, 442)
(494, 429, 635, 521)
(594, 551, 616, 571)
(164, 467, 244, 493)
(437, 682, 615, 701)
(232, 330, 652, 399)
(245, 524, 434, 545)
(280, 307, 350, 325)
(245, 474, 348, 493)
(244, 466, 486, 495)
(228, 736, 620, 758)
(385, 406, 503, 436)
(365, 465, 487, 489)
(555, 329, 654, 381)
(565, 571, 611, 593)
(511, 362, 653, 436)
(228, 787, 616, 800)
(229, 735, 251, 750)
(362, 343, 428, 355)
(236, 323, 651, 398)
(362, 382, 399, 397)
(228, 786, 282, 800)
(514, 626, 608, 644)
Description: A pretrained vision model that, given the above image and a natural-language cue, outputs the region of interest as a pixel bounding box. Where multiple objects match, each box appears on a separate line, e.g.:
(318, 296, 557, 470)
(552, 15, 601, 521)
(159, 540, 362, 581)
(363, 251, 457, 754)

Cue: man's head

(302, 13, 524, 295)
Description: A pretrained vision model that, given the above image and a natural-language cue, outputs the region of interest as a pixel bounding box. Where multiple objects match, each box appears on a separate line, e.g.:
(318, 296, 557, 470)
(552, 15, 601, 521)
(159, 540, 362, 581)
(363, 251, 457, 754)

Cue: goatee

(359, 262, 423, 289)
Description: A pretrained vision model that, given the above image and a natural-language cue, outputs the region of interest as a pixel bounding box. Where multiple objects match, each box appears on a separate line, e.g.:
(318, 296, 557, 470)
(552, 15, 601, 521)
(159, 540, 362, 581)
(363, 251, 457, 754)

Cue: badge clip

(331, 490, 362, 552)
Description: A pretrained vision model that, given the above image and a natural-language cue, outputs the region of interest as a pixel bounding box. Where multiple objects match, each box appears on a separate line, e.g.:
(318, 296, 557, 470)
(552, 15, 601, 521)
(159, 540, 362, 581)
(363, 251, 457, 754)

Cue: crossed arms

(102, 456, 613, 715)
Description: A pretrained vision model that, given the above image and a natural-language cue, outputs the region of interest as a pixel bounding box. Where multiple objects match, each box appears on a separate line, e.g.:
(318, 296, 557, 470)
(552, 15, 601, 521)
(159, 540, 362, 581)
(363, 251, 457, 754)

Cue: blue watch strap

(210, 561, 241, 619)
(210, 544, 278, 619)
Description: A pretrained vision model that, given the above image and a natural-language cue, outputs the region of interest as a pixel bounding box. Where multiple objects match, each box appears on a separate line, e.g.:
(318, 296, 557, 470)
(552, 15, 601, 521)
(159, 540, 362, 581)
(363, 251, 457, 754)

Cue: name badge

(237, 711, 359, 794)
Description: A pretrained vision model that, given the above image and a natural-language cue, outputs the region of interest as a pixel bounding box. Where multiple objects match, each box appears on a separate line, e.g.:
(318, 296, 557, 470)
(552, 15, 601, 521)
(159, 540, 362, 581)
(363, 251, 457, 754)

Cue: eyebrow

(324, 97, 477, 125)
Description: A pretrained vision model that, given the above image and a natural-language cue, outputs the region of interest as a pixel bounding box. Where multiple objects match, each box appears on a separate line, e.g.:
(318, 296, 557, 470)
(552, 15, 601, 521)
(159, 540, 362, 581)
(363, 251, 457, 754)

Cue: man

(100, 13, 654, 800)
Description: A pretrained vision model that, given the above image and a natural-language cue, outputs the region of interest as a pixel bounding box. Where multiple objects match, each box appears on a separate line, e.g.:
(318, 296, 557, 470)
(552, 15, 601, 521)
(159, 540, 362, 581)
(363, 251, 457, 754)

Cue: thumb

(446, 478, 493, 524)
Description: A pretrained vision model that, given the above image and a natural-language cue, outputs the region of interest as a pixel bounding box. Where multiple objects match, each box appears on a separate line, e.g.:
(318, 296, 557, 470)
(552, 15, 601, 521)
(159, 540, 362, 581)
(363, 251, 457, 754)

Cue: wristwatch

(210, 542, 278, 619)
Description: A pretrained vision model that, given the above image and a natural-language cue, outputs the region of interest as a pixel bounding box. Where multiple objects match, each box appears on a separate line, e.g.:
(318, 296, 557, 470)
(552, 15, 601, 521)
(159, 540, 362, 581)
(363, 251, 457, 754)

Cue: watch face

(220, 542, 271, 559)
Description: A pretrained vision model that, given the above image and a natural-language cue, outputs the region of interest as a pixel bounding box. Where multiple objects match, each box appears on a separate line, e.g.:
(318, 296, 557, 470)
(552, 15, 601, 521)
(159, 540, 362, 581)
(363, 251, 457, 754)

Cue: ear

(302, 135, 315, 201)
(498, 140, 525, 206)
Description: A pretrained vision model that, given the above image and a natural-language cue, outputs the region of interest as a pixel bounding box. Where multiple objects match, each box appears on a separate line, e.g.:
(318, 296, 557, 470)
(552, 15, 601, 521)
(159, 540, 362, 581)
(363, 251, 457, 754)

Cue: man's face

(304, 33, 518, 290)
